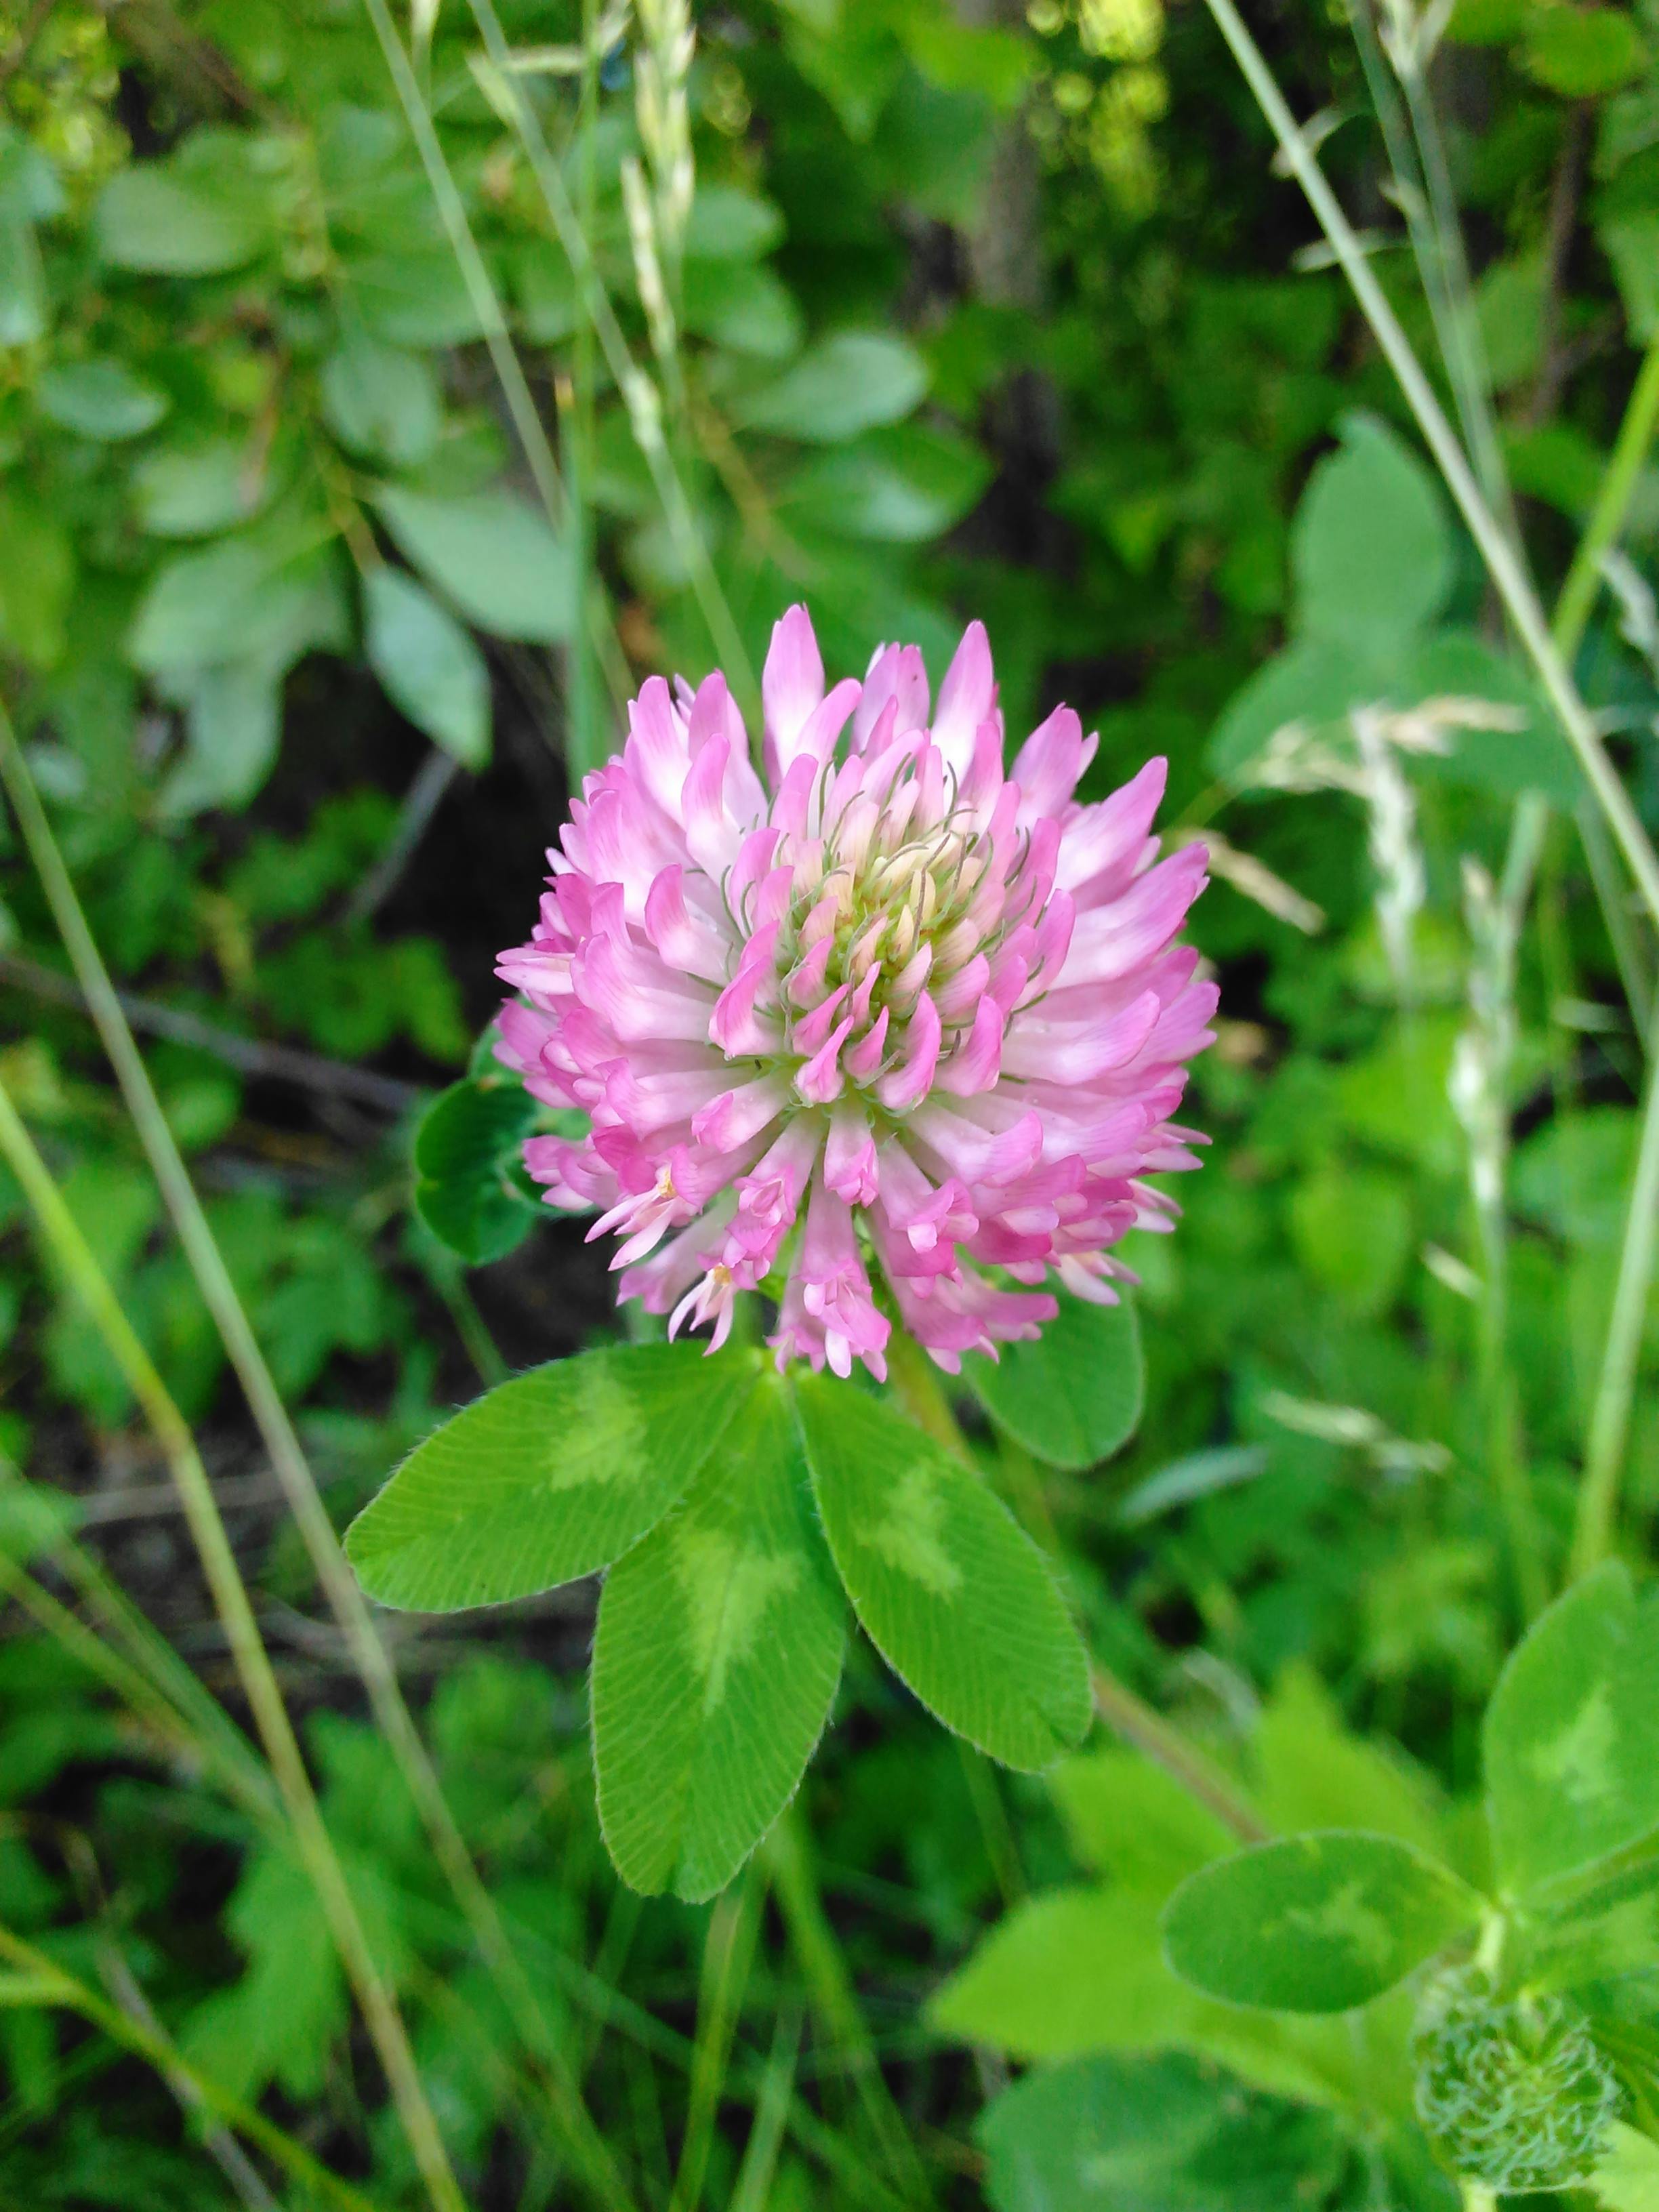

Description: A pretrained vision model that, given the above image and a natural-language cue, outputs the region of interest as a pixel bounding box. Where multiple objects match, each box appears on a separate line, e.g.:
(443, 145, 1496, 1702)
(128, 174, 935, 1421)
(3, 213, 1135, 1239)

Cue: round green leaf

(1292, 414, 1454, 651)
(95, 163, 270, 275)
(592, 1376, 844, 1900)
(411, 1076, 541, 1265)
(1483, 1562, 1659, 1895)
(345, 1345, 760, 1612)
(964, 1295, 1144, 1470)
(321, 335, 442, 468)
(37, 360, 169, 442)
(363, 567, 491, 769)
(977, 2051, 1350, 2212)
(794, 1374, 1090, 1770)
(1162, 1832, 1480, 2013)
(132, 439, 264, 539)
(1523, 5, 1646, 97)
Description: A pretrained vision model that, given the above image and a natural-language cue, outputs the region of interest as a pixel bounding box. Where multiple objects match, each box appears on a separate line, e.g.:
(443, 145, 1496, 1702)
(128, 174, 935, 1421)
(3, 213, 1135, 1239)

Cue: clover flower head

(497, 607, 1214, 1379)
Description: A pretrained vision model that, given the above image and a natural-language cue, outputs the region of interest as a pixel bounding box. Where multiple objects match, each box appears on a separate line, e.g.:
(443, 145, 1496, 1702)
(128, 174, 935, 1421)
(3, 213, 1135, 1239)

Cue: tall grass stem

(0, 1073, 466, 2212)
(1200, 0, 1659, 939)
(1570, 1000, 1659, 1577)
(0, 705, 633, 2212)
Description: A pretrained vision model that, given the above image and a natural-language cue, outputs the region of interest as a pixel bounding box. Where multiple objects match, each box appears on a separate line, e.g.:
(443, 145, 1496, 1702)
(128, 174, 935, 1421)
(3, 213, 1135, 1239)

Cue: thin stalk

(0, 1543, 275, 1822)
(0, 1925, 381, 2212)
(356, 0, 630, 718)
(763, 1807, 933, 2205)
(670, 1868, 764, 2212)
(1351, 1, 1513, 535)
(729, 2010, 802, 2212)
(1199, 0, 1659, 939)
(1460, 857, 1549, 1623)
(462, 0, 759, 714)
(564, 0, 607, 782)
(882, 1340, 1269, 1847)
(1554, 337, 1659, 660)
(1570, 997, 1659, 1576)
(1088, 1668, 1269, 1844)
(0, 1079, 465, 2212)
(0, 1450, 276, 1815)
(0, 710, 632, 2212)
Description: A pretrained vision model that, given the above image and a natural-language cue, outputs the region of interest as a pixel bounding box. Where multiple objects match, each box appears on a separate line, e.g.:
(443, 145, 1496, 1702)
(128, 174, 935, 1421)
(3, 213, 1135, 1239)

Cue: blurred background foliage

(2, 0, 1659, 2201)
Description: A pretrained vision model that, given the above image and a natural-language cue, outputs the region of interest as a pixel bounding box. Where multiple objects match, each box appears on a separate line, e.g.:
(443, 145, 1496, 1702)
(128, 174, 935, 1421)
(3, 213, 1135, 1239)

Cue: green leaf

(1292, 414, 1454, 651)
(977, 2051, 1349, 2212)
(1052, 1748, 1235, 1899)
(1401, 630, 1582, 806)
(964, 1296, 1143, 1470)
(344, 249, 488, 348)
(37, 360, 169, 443)
(0, 214, 45, 348)
(132, 438, 266, 539)
(592, 1376, 844, 1900)
(1288, 1162, 1411, 1317)
(781, 424, 992, 542)
(96, 158, 270, 274)
(1254, 1666, 1446, 1858)
(928, 1883, 1347, 2105)
(1513, 1107, 1637, 1251)
(733, 332, 929, 443)
(129, 528, 344, 674)
(1483, 1561, 1659, 1895)
(1206, 636, 1387, 786)
(363, 567, 491, 768)
(345, 1344, 760, 1612)
(411, 1076, 542, 1265)
(507, 239, 579, 343)
(1523, 5, 1645, 96)
(1162, 1831, 1480, 2013)
(373, 485, 574, 644)
(681, 259, 804, 360)
(157, 656, 285, 817)
(1600, 211, 1659, 346)
(1591, 2123, 1659, 2211)
(320, 335, 442, 468)
(794, 1374, 1090, 1769)
(684, 182, 785, 260)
